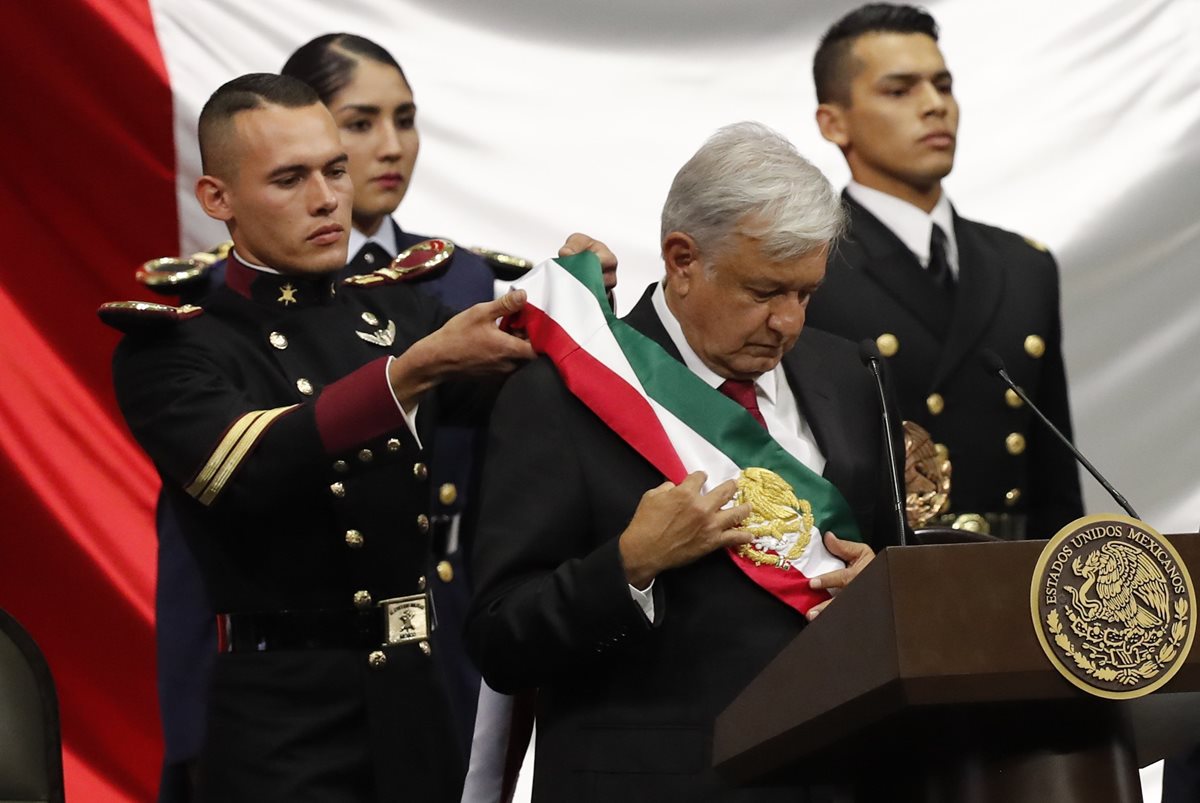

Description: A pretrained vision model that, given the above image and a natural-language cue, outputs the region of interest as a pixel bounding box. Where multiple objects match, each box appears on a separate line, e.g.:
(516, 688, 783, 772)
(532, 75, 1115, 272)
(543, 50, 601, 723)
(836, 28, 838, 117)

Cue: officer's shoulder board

(471, 246, 533, 281)
(344, 238, 456, 287)
(98, 301, 204, 334)
(136, 241, 231, 296)
(1022, 235, 1050, 253)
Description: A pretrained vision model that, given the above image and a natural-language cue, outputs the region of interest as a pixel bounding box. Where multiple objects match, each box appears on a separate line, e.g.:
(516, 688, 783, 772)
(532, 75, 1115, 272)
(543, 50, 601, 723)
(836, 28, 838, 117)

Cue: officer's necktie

(718, 379, 768, 431)
(928, 224, 955, 293)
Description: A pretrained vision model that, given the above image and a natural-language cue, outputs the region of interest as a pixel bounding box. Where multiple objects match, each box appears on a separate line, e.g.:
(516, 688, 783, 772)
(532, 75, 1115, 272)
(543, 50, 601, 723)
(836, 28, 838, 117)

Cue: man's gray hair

(660, 121, 845, 262)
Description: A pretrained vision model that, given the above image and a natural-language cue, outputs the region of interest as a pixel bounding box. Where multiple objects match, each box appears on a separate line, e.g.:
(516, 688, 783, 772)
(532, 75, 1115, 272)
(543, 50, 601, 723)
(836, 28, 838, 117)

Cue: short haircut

(813, 3, 939, 105)
(281, 34, 408, 107)
(197, 73, 321, 176)
(660, 122, 844, 264)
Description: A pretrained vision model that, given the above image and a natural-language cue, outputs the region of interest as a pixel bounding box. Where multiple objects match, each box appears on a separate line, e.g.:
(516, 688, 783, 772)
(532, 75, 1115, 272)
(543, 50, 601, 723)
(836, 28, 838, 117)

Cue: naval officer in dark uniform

(105, 73, 594, 802)
(806, 3, 1083, 539)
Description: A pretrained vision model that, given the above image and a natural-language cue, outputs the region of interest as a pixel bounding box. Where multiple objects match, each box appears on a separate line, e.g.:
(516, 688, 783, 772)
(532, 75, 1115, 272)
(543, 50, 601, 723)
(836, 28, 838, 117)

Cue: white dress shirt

(847, 181, 959, 278)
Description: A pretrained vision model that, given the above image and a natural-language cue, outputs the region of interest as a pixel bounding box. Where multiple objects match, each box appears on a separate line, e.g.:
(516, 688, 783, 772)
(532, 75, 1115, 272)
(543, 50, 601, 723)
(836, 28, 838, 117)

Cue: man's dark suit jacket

(806, 195, 1083, 538)
(466, 285, 900, 802)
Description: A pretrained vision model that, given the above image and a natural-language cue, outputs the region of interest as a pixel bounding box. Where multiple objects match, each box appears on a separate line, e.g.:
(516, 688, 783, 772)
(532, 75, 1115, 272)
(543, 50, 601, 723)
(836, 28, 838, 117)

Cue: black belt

(218, 594, 430, 653)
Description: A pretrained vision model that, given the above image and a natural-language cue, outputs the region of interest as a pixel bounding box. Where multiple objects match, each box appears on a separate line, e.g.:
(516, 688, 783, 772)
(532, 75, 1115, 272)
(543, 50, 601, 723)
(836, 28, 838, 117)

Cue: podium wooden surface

(714, 534, 1200, 803)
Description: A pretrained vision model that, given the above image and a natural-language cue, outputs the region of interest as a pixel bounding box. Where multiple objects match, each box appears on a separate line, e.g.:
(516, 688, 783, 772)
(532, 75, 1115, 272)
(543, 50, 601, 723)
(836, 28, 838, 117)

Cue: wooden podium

(713, 535, 1200, 803)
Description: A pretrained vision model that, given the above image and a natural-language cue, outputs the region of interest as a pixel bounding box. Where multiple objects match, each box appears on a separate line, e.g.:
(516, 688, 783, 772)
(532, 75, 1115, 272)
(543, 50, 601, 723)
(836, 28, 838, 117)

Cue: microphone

(859, 340, 908, 547)
(979, 349, 1139, 519)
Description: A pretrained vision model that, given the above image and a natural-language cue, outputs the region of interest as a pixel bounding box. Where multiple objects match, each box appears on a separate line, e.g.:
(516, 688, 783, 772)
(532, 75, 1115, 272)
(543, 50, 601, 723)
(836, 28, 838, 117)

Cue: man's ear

(815, 103, 850, 149)
(196, 175, 234, 222)
(662, 231, 701, 297)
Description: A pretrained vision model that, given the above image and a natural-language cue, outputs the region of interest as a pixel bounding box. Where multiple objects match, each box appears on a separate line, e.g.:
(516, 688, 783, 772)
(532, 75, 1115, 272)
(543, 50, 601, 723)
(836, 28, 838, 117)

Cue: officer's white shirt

(847, 181, 959, 278)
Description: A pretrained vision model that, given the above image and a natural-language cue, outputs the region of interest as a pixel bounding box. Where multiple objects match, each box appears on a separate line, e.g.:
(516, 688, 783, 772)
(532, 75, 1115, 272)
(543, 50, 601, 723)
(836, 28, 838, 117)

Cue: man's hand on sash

(803, 533, 876, 621)
(617, 471, 752, 590)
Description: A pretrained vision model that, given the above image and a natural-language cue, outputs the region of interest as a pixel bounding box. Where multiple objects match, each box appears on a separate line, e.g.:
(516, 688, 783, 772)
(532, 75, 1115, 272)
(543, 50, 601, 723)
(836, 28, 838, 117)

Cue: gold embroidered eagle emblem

(733, 467, 816, 570)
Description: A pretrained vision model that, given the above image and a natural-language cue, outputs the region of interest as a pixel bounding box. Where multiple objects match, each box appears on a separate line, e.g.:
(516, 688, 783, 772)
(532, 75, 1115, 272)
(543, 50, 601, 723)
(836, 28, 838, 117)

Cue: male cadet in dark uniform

(807, 3, 1083, 539)
(143, 177, 521, 803)
(143, 244, 515, 800)
(103, 73, 605, 802)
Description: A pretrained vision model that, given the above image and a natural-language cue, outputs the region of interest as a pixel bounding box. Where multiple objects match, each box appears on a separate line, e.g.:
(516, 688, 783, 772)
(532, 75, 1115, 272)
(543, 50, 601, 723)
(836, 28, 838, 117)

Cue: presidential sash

(506, 253, 862, 615)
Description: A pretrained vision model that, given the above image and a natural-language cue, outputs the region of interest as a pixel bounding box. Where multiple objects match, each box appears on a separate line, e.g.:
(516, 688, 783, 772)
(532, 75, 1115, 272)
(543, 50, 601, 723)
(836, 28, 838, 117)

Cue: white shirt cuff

(628, 579, 656, 623)
(385, 355, 423, 450)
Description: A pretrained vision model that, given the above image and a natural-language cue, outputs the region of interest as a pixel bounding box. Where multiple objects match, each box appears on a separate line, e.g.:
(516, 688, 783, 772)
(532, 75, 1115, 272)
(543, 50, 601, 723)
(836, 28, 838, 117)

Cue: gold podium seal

(1031, 514, 1194, 699)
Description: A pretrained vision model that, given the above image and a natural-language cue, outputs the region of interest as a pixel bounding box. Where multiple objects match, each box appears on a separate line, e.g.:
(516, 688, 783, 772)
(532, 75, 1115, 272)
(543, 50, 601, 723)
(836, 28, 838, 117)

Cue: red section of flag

(2, 0, 178, 799)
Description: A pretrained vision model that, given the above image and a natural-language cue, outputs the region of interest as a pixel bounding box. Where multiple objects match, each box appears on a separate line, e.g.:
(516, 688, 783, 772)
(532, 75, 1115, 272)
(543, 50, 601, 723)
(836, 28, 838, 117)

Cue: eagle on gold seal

(733, 467, 815, 569)
(1031, 514, 1194, 699)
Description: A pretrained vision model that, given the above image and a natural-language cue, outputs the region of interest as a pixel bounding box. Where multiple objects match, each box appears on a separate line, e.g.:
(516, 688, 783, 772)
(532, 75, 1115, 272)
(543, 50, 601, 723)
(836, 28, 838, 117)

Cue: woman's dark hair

(281, 34, 408, 105)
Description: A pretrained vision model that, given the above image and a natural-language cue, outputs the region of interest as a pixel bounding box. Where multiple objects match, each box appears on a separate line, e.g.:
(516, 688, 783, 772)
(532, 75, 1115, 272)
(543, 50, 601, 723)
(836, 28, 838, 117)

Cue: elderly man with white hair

(466, 121, 902, 802)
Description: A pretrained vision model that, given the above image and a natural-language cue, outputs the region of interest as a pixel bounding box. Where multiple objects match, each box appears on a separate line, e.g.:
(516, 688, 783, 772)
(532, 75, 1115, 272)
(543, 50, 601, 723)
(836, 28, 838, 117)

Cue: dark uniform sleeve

(113, 328, 410, 515)
(465, 359, 651, 694)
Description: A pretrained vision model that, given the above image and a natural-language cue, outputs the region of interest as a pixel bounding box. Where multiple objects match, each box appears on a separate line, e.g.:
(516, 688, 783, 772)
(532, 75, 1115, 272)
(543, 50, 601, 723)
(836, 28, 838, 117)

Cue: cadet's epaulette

(98, 301, 204, 333)
(343, 238, 455, 287)
(136, 240, 231, 295)
(1022, 235, 1050, 253)
(193, 240, 233, 264)
(471, 246, 533, 281)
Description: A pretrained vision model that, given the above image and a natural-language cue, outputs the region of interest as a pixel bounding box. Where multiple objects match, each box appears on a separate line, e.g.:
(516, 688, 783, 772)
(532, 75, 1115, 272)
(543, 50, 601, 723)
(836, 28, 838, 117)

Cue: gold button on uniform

(368, 650, 387, 669)
(387, 438, 402, 453)
(437, 560, 454, 583)
(413, 463, 428, 480)
(935, 443, 949, 460)
(1005, 388, 1024, 408)
(1005, 488, 1022, 507)
(296, 378, 314, 396)
(330, 482, 346, 498)
(419, 641, 432, 657)
(269, 331, 288, 350)
(333, 460, 349, 473)
(345, 529, 364, 548)
(1005, 433, 1026, 455)
(353, 590, 372, 609)
(416, 514, 430, 534)
(1024, 335, 1046, 358)
(418, 575, 427, 591)
(926, 393, 945, 416)
(439, 483, 458, 506)
(362, 311, 379, 326)
(358, 448, 373, 463)
(876, 333, 899, 357)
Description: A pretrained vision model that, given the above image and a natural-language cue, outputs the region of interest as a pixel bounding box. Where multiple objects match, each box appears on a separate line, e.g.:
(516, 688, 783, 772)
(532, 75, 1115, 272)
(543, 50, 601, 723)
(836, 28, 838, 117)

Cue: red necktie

(718, 379, 768, 431)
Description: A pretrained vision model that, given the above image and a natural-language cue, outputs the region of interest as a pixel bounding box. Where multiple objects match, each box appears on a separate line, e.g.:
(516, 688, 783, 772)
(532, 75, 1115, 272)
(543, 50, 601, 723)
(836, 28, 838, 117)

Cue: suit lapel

(841, 194, 954, 338)
(622, 283, 684, 362)
(781, 335, 850, 485)
(930, 211, 1005, 387)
